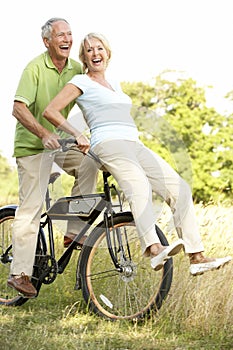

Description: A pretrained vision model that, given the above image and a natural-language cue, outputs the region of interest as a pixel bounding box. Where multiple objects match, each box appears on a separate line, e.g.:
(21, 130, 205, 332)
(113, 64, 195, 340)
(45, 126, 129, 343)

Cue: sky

(1, 0, 233, 164)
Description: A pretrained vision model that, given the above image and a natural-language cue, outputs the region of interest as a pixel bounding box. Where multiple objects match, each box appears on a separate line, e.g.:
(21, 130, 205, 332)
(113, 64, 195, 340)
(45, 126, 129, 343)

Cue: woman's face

(83, 37, 109, 72)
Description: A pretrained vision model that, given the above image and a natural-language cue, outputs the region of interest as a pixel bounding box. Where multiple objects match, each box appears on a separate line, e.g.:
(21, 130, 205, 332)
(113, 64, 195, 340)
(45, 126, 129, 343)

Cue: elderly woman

(43, 32, 231, 275)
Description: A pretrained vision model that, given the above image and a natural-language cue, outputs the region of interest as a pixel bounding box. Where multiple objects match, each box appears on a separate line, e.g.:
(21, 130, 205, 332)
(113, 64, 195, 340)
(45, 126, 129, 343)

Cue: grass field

(0, 204, 233, 350)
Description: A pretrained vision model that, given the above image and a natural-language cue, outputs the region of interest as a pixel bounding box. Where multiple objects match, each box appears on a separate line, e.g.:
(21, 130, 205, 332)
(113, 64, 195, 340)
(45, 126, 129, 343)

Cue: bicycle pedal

(19, 292, 37, 299)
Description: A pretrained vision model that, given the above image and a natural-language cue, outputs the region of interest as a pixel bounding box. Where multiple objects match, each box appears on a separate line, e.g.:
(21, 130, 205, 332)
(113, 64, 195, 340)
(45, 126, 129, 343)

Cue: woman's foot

(189, 252, 232, 276)
(150, 239, 184, 271)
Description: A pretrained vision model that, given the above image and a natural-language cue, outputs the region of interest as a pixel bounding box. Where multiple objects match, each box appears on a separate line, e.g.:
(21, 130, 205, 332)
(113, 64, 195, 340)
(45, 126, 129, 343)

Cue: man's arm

(12, 101, 60, 149)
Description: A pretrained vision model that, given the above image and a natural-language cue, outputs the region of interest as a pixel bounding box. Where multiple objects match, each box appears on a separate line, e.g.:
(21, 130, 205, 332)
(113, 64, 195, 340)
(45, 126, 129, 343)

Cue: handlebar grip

(58, 138, 77, 151)
(57, 137, 102, 165)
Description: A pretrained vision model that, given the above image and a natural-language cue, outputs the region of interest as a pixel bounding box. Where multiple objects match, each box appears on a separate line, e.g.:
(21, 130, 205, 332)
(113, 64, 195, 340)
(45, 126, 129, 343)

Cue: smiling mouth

(60, 45, 70, 50)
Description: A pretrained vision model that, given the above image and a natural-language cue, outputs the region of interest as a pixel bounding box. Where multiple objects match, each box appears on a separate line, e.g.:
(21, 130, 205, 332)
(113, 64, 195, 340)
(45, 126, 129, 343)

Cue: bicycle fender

(0, 204, 18, 211)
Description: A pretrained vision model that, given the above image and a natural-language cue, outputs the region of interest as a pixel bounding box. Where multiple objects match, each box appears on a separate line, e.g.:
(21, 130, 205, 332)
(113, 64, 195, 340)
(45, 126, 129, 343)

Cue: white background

(2, 0, 233, 164)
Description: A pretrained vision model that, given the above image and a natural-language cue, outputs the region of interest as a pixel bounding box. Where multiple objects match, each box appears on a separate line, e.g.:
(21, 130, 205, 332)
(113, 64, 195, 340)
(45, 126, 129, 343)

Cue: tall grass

(0, 204, 233, 349)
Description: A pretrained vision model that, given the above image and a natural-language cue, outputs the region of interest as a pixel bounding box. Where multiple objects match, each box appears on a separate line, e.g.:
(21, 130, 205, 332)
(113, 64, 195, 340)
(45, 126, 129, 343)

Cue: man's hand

(42, 133, 60, 150)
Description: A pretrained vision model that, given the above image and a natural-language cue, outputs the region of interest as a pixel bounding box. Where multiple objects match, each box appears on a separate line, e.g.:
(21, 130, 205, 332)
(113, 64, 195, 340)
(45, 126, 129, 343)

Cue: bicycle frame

(0, 138, 173, 319)
(39, 170, 124, 279)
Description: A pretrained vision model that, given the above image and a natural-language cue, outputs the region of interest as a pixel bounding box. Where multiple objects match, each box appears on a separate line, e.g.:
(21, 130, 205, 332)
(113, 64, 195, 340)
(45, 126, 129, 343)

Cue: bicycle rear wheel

(0, 207, 46, 306)
(78, 212, 173, 320)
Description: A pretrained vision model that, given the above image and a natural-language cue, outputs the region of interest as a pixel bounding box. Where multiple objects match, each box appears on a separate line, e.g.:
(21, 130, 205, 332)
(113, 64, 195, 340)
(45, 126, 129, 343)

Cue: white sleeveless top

(69, 74, 139, 147)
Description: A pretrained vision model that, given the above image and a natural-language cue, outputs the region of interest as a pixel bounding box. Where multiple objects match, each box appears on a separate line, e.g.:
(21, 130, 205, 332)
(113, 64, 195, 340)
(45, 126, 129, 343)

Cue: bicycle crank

(37, 255, 58, 284)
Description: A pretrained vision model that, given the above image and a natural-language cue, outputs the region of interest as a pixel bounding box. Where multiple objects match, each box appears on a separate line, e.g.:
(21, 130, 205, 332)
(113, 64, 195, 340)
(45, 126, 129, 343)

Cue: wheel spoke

(0, 209, 24, 305)
(0, 208, 47, 306)
(79, 214, 173, 320)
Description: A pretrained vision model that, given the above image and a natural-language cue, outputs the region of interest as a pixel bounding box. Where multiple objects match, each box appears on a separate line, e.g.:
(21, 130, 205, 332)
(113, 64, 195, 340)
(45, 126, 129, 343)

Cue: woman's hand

(75, 134, 90, 154)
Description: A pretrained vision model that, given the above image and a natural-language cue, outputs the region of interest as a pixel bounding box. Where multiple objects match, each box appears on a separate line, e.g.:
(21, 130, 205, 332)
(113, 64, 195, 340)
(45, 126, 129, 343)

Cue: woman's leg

(136, 143, 204, 254)
(93, 140, 165, 254)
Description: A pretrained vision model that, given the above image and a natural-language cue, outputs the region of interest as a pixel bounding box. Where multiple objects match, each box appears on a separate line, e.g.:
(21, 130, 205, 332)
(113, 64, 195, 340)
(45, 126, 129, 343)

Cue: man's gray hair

(41, 17, 69, 39)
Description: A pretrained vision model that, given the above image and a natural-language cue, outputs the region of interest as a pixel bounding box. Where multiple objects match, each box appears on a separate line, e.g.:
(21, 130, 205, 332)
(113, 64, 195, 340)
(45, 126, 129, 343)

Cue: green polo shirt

(13, 51, 83, 157)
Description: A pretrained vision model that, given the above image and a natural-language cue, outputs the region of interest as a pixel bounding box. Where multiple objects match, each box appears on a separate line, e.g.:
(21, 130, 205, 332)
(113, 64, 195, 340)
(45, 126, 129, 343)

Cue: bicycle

(0, 138, 173, 321)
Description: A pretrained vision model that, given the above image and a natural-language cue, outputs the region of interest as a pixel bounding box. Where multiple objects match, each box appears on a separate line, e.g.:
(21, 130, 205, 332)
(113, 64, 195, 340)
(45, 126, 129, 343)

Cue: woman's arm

(43, 83, 90, 153)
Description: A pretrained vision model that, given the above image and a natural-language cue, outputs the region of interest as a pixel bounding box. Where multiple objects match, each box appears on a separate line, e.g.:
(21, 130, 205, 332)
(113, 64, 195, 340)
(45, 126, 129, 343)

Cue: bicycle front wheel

(0, 207, 46, 306)
(78, 212, 173, 320)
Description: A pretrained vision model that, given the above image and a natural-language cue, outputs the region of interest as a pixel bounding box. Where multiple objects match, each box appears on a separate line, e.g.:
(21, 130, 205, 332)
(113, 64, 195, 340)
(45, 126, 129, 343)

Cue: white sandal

(151, 239, 184, 271)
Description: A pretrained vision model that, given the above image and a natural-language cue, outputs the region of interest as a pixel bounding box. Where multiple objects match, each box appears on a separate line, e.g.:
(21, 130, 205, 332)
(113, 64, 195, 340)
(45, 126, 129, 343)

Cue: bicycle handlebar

(57, 138, 102, 165)
(57, 137, 77, 151)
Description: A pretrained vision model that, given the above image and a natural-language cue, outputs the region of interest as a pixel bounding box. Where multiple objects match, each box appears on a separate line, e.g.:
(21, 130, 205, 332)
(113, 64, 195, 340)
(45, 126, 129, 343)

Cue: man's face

(44, 20, 73, 61)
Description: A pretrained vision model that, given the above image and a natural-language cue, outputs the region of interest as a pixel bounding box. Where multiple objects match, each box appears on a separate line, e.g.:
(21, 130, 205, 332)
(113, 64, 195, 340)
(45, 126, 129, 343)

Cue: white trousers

(11, 149, 98, 276)
(93, 140, 204, 255)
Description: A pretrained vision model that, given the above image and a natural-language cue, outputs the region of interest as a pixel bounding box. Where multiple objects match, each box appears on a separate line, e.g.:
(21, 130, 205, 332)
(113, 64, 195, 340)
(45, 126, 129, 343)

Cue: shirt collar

(44, 51, 73, 71)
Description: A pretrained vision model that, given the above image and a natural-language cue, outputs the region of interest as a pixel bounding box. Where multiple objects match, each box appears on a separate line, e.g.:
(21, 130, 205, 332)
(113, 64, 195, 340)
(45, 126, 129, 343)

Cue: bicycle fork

(104, 209, 131, 271)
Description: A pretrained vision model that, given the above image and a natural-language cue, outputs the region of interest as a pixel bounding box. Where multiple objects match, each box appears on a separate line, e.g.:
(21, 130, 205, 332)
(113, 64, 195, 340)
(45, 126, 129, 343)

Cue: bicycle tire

(78, 212, 173, 320)
(0, 207, 46, 306)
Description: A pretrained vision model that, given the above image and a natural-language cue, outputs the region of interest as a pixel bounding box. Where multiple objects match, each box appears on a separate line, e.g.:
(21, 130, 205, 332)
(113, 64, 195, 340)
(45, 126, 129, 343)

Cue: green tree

(122, 72, 233, 203)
